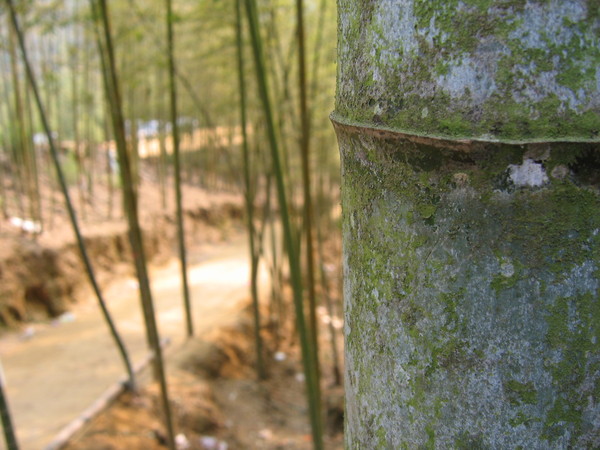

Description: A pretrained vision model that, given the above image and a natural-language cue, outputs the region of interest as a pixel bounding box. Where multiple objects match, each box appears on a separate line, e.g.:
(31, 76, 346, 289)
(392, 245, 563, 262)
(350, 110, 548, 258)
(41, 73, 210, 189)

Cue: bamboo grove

(0, 0, 340, 448)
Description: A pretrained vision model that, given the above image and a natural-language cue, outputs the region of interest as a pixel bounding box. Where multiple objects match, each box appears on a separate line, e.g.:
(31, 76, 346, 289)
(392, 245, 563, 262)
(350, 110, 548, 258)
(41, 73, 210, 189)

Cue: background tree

(336, 1, 600, 448)
(235, 0, 265, 380)
(243, 0, 324, 446)
(165, 0, 194, 338)
(92, 1, 175, 448)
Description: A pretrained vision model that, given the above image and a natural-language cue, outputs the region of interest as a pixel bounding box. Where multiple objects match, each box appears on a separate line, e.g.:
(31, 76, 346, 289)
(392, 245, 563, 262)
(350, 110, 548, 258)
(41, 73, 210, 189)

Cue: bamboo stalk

(91, 1, 176, 447)
(23, 77, 43, 230)
(83, 34, 96, 210)
(0, 61, 14, 220)
(243, 0, 323, 446)
(315, 201, 342, 386)
(166, 0, 194, 338)
(156, 67, 168, 210)
(295, 0, 321, 409)
(70, 9, 87, 222)
(235, 0, 265, 380)
(7, 15, 27, 220)
(90, 0, 155, 349)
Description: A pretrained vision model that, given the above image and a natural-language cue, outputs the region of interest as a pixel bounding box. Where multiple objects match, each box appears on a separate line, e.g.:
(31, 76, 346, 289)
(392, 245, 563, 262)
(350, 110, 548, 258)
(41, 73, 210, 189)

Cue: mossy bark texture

(336, 0, 599, 141)
(336, 1, 599, 448)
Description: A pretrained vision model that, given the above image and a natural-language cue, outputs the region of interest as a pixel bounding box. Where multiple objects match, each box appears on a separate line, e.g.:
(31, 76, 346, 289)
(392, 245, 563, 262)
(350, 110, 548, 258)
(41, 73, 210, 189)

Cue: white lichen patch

(509, 159, 549, 187)
(373, 0, 418, 63)
(437, 54, 500, 104)
(507, 0, 596, 110)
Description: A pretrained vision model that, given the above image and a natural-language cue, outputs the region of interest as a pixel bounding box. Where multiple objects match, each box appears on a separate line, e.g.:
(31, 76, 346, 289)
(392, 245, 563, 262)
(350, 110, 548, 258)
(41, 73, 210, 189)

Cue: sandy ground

(0, 233, 258, 449)
(0, 157, 344, 450)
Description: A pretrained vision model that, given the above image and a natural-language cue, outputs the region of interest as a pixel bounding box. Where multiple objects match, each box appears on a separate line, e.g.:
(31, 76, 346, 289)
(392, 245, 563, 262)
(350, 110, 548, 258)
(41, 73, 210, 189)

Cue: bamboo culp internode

(337, 1, 599, 448)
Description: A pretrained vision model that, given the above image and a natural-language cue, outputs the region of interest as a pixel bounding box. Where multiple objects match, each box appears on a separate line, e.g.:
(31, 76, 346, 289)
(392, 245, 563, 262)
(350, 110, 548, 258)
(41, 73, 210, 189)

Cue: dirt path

(0, 233, 258, 450)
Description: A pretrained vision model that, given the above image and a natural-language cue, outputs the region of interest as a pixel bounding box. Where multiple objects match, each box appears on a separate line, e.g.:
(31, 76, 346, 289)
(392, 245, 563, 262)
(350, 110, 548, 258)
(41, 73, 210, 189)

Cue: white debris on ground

(52, 312, 76, 326)
(20, 326, 35, 340)
(274, 351, 287, 362)
(175, 433, 190, 449)
(199, 435, 228, 450)
(8, 217, 42, 234)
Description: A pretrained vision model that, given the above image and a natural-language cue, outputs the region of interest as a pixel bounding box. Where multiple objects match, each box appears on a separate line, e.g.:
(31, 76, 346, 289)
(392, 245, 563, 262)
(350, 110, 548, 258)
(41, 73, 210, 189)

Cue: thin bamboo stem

(295, 0, 321, 404)
(92, 1, 176, 447)
(23, 78, 42, 229)
(70, 12, 86, 221)
(235, 0, 265, 380)
(315, 206, 342, 386)
(7, 16, 27, 220)
(90, 0, 155, 349)
(166, 0, 194, 338)
(243, 0, 323, 446)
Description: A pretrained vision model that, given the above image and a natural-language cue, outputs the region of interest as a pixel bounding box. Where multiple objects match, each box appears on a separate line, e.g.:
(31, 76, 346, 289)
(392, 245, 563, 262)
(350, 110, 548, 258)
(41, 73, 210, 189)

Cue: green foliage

(504, 380, 538, 406)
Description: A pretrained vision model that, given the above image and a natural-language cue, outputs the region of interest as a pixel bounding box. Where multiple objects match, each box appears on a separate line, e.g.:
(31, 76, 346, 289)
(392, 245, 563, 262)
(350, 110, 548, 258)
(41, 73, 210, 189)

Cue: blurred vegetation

(0, 0, 340, 448)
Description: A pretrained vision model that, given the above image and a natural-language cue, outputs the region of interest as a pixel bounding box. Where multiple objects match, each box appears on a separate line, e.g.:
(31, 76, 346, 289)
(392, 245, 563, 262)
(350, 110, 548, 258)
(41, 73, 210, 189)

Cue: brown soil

(0, 162, 243, 329)
(0, 159, 345, 449)
(63, 306, 344, 449)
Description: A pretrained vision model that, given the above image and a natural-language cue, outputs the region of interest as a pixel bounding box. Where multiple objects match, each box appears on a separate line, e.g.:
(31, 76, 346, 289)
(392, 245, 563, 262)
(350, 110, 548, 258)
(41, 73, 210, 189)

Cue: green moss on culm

(504, 380, 538, 406)
(338, 121, 599, 448)
(543, 291, 599, 445)
(508, 182, 600, 275)
(338, 1, 600, 141)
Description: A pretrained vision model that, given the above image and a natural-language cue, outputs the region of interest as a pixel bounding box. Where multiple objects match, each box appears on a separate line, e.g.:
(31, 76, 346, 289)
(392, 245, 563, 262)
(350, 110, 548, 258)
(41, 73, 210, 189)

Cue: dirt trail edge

(0, 233, 258, 450)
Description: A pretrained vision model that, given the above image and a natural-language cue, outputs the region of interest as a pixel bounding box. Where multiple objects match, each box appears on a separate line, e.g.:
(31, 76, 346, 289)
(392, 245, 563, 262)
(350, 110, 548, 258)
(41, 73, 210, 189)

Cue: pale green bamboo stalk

(89, 0, 155, 350)
(70, 9, 87, 222)
(315, 198, 342, 386)
(83, 34, 95, 208)
(155, 67, 168, 210)
(295, 0, 321, 410)
(308, 0, 328, 118)
(243, 0, 323, 447)
(7, 16, 28, 220)
(235, 0, 265, 380)
(0, 61, 14, 220)
(166, 0, 194, 338)
(92, 1, 176, 448)
(23, 78, 42, 230)
(4, 0, 136, 392)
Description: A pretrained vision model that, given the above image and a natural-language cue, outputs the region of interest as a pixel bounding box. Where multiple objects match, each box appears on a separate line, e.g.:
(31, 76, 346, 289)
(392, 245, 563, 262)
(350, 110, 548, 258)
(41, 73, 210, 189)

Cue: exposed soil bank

(0, 181, 243, 329)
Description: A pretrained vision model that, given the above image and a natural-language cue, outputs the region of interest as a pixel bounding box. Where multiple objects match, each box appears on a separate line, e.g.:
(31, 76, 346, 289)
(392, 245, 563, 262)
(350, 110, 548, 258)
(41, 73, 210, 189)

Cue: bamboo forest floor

(0, 163, 344, 449)
(62, 301, 344, 450)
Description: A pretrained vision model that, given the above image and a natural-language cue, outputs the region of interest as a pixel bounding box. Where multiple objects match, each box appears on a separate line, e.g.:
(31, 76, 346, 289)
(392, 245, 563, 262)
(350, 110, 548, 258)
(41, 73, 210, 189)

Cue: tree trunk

(166, 0, 194, 338)
(92, 1, 176, 447)
(235, 0, 264, 380)
(336, 1, 599, 448)
(244, 0, 323, 445)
